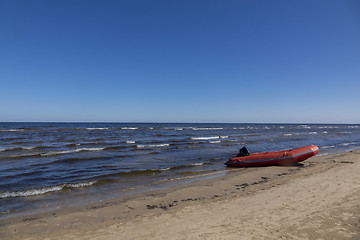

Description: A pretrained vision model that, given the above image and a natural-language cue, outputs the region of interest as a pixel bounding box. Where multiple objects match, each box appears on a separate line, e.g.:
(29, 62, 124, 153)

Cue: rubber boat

(225, 145, 319, 167)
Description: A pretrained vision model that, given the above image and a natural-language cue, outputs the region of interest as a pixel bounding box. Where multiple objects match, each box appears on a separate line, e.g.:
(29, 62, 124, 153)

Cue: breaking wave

(0, 181, 97, 199)
(191, 136, 228, 140)
(0, 146, 36, 152)
(191, 127, 223, 130)
(340, 142, 358, 146)
(191, 136, 219, 140)
(0, 129, 24, 132)
(41, 148, 105, 156)
(165, 127, 184, 131)
(321, 145, 335, 149)
(86, 128, 109, 130)
(297, 125, 311, 129)
(191, 162, 205, 166)
(136, 144, 170, 149)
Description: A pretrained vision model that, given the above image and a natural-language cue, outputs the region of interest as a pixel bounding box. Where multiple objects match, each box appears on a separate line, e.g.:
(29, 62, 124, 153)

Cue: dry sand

(1, 149, 359, 239)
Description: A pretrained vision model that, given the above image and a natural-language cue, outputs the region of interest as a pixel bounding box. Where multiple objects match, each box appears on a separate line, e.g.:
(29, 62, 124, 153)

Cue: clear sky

(1, 0, 359, 123)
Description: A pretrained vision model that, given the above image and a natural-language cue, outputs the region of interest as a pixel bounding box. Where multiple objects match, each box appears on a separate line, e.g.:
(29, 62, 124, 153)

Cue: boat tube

(225, 145, 319, 167)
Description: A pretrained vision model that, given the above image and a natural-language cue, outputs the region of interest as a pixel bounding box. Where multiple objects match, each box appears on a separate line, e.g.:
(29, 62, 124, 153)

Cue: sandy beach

(1, 149, 359, 240)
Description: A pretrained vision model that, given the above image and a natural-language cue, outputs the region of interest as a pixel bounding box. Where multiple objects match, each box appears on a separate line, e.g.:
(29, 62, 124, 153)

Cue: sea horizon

(1, 121, 360, 125)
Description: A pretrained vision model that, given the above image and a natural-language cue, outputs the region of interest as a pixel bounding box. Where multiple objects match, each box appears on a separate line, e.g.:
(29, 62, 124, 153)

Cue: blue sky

(1, 0, 359, 123)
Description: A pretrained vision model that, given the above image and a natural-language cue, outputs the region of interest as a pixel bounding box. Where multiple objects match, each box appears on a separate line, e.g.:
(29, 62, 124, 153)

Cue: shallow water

(1, 122, 359, 218)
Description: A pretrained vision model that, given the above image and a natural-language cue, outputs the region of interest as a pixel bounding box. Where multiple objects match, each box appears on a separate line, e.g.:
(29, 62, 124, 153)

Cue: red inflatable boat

(225, 145, 319, 167)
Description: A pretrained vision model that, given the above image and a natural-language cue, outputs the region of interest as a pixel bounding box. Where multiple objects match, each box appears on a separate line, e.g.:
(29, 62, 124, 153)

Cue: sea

(1, 122, 359, 219)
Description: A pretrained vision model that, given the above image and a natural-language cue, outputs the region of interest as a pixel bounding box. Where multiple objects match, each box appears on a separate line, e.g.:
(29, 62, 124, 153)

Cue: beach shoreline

(1, 150, 359, 239)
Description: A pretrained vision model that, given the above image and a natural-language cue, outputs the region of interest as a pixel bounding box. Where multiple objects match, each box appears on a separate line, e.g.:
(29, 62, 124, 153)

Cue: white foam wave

(126, 141, 136, 144)
(322, 131, 328, 134)
(0, 186, 64, 198)
(220, 136, 228, 139)
(41, 147, 105, 156)
(0, 146, 37, 155)
(191, 136, 220, 140)
(0, 181, 96, 199)
(66, 181, 97, 188)
(210, 140, 221, 144)
(283, 133, 292, 136)
(155, 167, 171, 171)
(86, 128, 109, 130)
(0, 146, 36, 152)
(121, 127, 138, 130)
(191, 162, 205, 166)
(340, 142, 357, 146)
(321, 145, 335, 149)
(0, 129, 24, 132)
(136, 144, 170, 148)
(24, 146, 36, 150)
(165, 127, 184, 131)
(297, 125, 311, 129)
(191, 127, 223, 131)
(308, 132, 317, 135)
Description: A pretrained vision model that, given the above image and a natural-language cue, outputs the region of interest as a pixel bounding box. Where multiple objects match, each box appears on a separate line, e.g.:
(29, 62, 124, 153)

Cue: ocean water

(0, 122, 359, 218)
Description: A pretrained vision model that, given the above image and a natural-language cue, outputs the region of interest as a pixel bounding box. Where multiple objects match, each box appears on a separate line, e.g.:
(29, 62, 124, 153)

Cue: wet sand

(1, 149, 359, 239)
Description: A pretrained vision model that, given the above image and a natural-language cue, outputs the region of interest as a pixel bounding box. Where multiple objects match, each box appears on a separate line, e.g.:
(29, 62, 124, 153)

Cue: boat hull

(225, 145, 319, 167)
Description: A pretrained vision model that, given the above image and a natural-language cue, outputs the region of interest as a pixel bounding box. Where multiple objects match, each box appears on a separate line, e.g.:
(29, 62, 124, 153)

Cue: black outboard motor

(236, 146, 250, 157)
